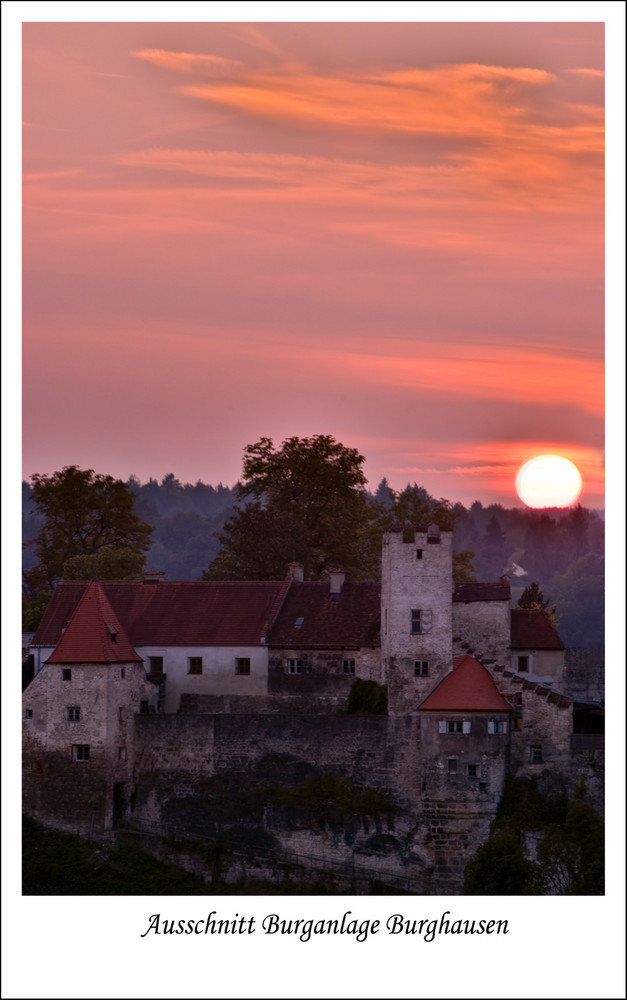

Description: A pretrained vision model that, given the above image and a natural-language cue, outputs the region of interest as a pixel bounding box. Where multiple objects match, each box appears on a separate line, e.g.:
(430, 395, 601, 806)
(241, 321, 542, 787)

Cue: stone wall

(267, 647, 380, 696)
(452, 599, 510, 672)
(564, 646, 605, 703)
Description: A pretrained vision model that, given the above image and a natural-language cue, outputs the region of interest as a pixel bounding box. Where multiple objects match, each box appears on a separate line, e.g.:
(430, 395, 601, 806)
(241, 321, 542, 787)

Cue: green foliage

(467, 777, 605, 895)
(268, 771, 394, 824)
(517, 581, 549, 611)
(62, 546, 146, 581)
(29, 466, 153, 586)
(346, 678, 388, 715)
(22, 587, 53, 631)
(537, 799, 604, 895)
(204, 435, 380, 580)
(463, 829, 541, 895)
(494, 775, 568, 834)
(516, 581, 559, 627)
(452, 549, 477, 584)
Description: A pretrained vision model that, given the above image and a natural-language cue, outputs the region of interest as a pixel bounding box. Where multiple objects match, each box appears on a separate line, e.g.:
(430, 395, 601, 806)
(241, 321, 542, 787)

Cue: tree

(463, 829, 540, 895)
(29, 466, 153, 586)
(516, 581, 559, 627)
(204, 436, 379, 580)
(452, 549, 477, 584)
(61, 546, 146, 581)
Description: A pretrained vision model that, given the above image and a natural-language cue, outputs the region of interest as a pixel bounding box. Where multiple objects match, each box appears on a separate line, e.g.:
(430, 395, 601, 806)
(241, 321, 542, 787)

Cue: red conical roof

(47, 581, 142, 664)
(419, 655, 511, 712)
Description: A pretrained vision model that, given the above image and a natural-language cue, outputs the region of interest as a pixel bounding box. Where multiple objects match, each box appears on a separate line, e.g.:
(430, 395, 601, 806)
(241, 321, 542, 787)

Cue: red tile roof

(268, 581, 381, 648)
(34, 579, 291, 648)
(46, 582, 142, 664)
(510, 609, 565, 650)
(453, 581, 511, 602)
(419, 655, 512, 712)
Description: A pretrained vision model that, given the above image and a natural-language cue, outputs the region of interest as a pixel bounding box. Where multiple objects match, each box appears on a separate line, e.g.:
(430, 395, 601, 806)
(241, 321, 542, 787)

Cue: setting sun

(515, 455, 583, 509)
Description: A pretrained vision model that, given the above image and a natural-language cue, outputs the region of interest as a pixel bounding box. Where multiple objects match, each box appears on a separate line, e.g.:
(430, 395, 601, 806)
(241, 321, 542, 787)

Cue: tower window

(67, 707, 80, 722)
(414, 661, 429, 677)
(416, 549, 423, 560)
(411, 609, 422, 634)
(62, 669, 72, 681)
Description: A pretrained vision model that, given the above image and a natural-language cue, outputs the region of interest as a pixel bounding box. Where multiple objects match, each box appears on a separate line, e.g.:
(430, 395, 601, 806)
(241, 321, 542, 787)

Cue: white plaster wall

(136, 645, 269, 712)
(509, 648, 565, 691)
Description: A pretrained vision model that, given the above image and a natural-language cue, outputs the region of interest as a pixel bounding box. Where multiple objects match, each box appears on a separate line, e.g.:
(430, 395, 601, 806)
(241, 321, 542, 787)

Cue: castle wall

(267, 647, 381, 697)
(137, 644, 268, 713)
(509, 648, 566, 692)
(452, 599, 510, 671)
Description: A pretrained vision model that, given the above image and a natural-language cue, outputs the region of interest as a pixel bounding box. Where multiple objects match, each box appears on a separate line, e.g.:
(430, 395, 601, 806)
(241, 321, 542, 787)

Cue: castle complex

(22, 527, 602, 892)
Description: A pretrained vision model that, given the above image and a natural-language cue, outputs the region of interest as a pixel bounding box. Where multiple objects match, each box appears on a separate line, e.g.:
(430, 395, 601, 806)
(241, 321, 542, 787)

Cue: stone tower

(381, 526, 454, 715)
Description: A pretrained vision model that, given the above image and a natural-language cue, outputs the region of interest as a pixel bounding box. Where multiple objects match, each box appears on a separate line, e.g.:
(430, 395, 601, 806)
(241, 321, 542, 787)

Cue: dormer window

(295, 617, 305, 627)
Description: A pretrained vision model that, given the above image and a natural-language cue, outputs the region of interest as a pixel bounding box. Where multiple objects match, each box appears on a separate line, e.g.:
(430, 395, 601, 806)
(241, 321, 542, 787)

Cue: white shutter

(502, 720, 508, 734)
(487, 720, 495, 734)
(462, 720, 471, 734)
(438, 720, 446, 734)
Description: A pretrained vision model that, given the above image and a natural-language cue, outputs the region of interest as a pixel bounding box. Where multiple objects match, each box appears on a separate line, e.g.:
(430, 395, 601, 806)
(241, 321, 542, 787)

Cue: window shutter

(487, 720, 495, 734)
(462, 720, 471, 734)
(502, 720, 508, 733)
(438, 720, 446, 734)
(422, 609, 433, 633)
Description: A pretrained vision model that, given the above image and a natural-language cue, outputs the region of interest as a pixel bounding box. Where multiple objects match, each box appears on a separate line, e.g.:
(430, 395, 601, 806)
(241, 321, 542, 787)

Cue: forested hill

(22, 476, 604, 648)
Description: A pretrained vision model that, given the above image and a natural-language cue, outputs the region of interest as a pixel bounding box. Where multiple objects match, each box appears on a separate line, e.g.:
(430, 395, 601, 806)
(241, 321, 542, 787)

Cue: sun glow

(515, 455, 583, 509)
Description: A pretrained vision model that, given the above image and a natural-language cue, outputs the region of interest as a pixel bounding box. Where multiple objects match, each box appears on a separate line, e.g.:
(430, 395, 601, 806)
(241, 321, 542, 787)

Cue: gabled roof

(419, 655, 512, 712)
(267, 581, 381, 648)
(33, 579, 291, 648)
(453, 581, 511, 603)
(510, 608, 565, 650)
(47, 581, 142, 664)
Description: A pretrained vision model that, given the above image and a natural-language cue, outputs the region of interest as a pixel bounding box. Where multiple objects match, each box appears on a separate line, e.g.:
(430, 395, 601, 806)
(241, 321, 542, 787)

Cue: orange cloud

(133, 49, 242, 76)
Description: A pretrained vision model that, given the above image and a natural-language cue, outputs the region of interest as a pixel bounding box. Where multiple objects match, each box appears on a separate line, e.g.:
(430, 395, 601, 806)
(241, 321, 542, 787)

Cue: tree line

(22, 436, 604, 645)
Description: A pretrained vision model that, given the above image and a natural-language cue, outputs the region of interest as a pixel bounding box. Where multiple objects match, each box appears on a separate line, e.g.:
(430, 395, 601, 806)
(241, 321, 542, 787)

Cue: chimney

(329, 568, 345, 596)
(143, 570, 165, 585)
(288, 562, 304, 583)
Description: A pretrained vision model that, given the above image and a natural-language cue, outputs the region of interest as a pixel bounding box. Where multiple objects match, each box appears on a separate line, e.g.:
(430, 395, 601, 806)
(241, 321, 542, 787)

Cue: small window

(287, 658, 302, 674)
(295, 617, 305, 627)
(447, 757, 458, 774)
(343, 659, 355, 675)
(515, 717, 523, 731)
(148, 656, 164, 675)
(118, 747, 127, 761)
(416, 549, 423, 560)
(479, 782, 487, 793)
(530, 746, 543, 764)
(427, 525, 441, 545)
(411, 609, 422, 634)
(439, 719, 471, 734)
(188, 657, 203, 675)
(120, 668, 125, 680)
(235, 657, 251, 675)
(518, 656, 530, 673)
(62, 669, 72, 681)
(487, 720, 508, 735)
(25, 709, 33, 719)
(468, 764, 478, 778)
(73, 744, 90, 762)
(140, 700, 149, 715)
(118, 707, 124, 722)
(68, 707, 80, 722)
(414, 660, 429, 677)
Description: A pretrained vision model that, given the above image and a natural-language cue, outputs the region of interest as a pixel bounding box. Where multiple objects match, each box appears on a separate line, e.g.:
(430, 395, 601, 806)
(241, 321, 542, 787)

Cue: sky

(20, 16, 607, 507)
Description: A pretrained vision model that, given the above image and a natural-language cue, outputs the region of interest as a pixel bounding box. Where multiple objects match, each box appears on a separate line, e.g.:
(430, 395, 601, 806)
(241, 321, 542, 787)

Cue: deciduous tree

(29, 466, 153, 586)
